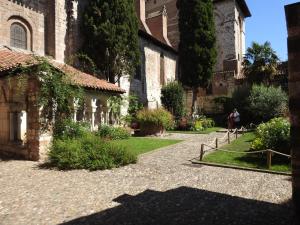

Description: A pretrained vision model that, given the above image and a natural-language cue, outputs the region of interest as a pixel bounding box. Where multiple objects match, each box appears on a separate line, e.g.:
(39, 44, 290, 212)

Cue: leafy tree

(178, 0, 217, 111)
(161, 81, 184, 118)
(81, 0, 140, 83)
(243, 41, 280, 84)
(248, 84, 288, 123)
(127, 94, 143, 118)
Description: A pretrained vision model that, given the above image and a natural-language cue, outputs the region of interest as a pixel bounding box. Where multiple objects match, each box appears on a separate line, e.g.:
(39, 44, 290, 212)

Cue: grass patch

(203, 132, 291, 172)
(168, 127, 223, 134)
(112, 137, 182, 155)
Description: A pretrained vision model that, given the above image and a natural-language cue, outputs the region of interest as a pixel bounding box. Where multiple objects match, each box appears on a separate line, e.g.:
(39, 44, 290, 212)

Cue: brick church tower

(145, 0, 251, 77)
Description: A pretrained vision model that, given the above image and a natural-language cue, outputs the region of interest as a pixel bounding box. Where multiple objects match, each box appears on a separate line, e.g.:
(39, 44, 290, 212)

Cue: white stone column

(91, 98, 97, 131)
(73, 98, 80, 122)
(100, 106, 104, 125)
(18, 110, 27, 141)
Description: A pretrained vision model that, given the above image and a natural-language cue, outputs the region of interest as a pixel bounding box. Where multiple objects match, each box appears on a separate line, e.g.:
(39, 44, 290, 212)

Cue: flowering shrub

(251, 117, 290, 154)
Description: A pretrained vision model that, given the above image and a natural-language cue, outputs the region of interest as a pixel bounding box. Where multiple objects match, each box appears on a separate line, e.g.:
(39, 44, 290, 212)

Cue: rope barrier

(202, 144, 291, 158)
(268, 150, 291, 158)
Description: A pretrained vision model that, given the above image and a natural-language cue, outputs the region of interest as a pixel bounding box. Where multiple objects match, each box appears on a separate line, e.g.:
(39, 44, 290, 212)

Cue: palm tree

(243, 41, 279, 84)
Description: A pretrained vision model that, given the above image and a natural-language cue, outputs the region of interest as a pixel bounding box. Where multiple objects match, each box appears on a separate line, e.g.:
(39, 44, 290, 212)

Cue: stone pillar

(285, 2, 300, 217)
(91, 98, 97, 131)
(100, 106, 104, 125)
(18, 110, 27, 141)
(73, 98, 80, 122)
(102, 107, 109, 125)
(26, 78, 40, 161)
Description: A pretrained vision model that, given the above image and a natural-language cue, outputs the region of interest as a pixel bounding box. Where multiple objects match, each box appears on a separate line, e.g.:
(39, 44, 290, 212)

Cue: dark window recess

(10, 112, 19, 141)
(134, 65, 141, 80)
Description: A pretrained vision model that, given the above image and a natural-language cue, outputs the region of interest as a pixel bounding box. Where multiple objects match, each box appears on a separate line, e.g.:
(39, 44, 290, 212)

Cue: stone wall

(0, 0, 47, 55)
(183, 71, 236, 114)
(145, 0, 247, 77)
(0, 0, 87, 63)
(285, 2, 300, 217)
(0, 75, 40, 160)
(120, 36, 177, 112)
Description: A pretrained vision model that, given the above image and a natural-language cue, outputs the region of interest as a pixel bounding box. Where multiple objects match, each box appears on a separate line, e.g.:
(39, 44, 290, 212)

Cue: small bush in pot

(137, 108, 173, 135)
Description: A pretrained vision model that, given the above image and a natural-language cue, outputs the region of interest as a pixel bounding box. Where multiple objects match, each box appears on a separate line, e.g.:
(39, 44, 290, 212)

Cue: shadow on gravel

(59, 186, 296, 225)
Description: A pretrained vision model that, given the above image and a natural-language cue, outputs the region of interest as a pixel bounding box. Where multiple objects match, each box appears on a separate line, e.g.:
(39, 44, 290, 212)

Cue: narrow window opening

(10, 23, 27, 50)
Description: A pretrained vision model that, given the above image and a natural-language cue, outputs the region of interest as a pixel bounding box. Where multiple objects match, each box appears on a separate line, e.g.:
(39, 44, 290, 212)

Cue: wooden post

(267, 150, 272, 169)
(227, 131, 230, 144)
(200, 144, 204, 161)
(215, 138, 218, 149)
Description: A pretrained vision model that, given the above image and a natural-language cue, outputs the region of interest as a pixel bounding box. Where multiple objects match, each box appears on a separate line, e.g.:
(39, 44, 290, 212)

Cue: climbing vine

(10, 57, 83, 131)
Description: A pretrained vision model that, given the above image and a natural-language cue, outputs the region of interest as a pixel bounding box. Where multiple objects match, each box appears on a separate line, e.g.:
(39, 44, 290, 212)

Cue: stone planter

(140, 123, 165, 136)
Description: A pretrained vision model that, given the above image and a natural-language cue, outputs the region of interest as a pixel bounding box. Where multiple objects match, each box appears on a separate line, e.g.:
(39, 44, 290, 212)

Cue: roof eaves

(138, 29, 178, 54)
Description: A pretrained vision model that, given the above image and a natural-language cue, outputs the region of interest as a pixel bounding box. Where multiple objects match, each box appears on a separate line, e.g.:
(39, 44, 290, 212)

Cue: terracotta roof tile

(0, 47, 125, 93)
(0, 47, 36, 72)
(54, 63, 126, 93)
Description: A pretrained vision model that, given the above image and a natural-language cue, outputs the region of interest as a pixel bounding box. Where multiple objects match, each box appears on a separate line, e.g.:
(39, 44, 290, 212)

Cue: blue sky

(245, 0, 299, 61)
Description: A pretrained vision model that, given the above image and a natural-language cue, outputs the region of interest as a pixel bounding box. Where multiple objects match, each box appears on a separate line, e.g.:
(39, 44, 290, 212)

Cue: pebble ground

(0, 132, 293, 225)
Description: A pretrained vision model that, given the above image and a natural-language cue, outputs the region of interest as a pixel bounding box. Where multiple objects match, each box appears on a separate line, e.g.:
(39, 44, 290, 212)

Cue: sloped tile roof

(54, 63, 126, 93)
(0, 47, 125, 93)
(0, 47, 36, 72)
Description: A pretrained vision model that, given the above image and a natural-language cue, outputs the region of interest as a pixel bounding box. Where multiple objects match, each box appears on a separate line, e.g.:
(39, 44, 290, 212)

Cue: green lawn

(203, 132, 291, 172)
(112, 137, 182, 155)
(168, 127, 223, 134)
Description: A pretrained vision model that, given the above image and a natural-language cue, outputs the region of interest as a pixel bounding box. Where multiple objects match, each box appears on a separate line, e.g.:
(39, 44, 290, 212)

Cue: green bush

(127, 94, 143, 118)
(97, 125, 130, 140)
(137, 108, 174, 131)
(191, 116, 215, 131)
(53, 119, 90, 139)
(161, 81, 184, 118)
(249, 85, 288, 123)
(251, 117, 290, 154)
(214, 85, 252, 125)
(48, 133, 137, 170)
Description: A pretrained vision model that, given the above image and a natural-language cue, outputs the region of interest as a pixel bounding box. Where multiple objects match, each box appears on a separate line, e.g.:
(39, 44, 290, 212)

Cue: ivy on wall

(10, 57, 83, 131)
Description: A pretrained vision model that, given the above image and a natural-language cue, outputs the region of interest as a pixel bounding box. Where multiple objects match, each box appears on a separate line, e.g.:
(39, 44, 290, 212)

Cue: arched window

(10, 23, 27, 50)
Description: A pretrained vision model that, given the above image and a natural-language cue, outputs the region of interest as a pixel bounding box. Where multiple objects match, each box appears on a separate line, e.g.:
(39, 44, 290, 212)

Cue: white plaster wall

(164, 51, 177, 83)
(120, 36, 178, 112)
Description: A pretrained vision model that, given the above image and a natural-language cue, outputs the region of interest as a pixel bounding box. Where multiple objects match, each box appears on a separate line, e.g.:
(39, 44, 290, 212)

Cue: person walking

(227, 111, 234, 132)
(233, 108, 240, 129)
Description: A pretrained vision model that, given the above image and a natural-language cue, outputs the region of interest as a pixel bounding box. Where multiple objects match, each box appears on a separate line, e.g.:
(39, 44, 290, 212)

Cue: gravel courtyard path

(0, 132, 293, 225)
